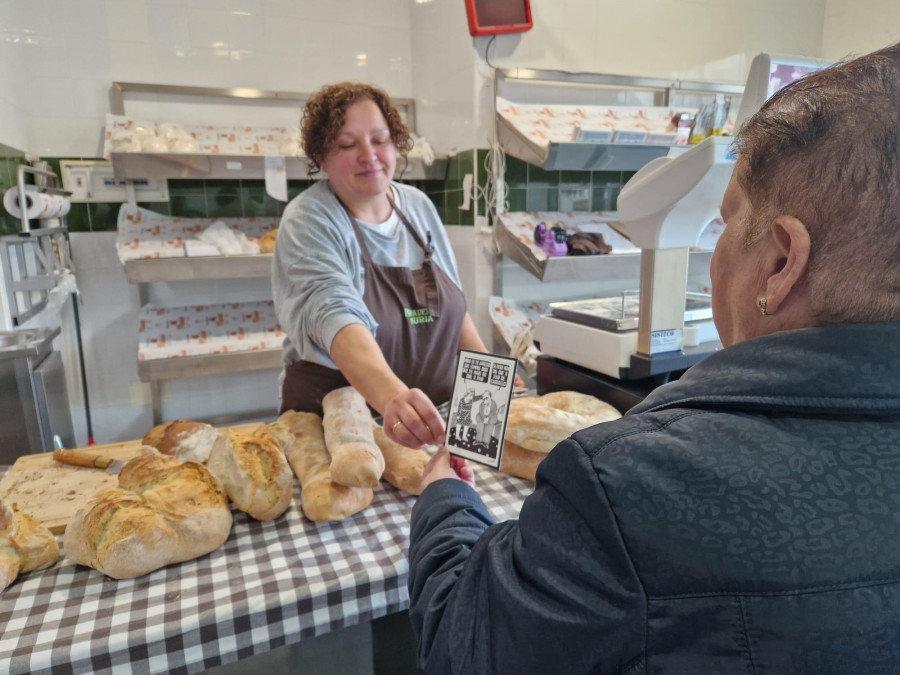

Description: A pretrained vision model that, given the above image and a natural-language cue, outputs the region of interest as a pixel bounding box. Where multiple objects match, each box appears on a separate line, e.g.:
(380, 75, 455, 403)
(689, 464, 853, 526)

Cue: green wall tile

(241, 185, 282, 217)
(66, 203, 90, 232)
(526, 186, 558, 212)
(426, 190, 445, 222)
(506, 187, 527, 212)
(560, 170, 592, 186)
(138, 201, 170, 215)
(526, 164, 559, 187)
(559, 185, 591, 211)
(87, 202, 119, 232)
(169, 195, 209, 218)
(504, 156, 528, 188)
(205, 182, 242, 217)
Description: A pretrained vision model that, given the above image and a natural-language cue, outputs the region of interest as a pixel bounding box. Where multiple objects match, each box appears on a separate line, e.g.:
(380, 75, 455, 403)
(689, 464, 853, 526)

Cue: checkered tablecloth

(0, 466, 532, 674)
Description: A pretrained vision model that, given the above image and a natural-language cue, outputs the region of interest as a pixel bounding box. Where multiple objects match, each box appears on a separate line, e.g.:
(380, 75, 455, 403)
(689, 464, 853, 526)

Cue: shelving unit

(494, 68, 743, 173)
(111, 82, 448, 425)
(124, 254, 271, 283)
(110, 152, 447, 182)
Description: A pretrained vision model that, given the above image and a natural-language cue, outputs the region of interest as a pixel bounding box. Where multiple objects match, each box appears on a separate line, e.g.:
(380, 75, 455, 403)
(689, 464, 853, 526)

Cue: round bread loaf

(142, 420, 219, 464)
(0, 500, 60, 592)
(501, 391, 622, 480)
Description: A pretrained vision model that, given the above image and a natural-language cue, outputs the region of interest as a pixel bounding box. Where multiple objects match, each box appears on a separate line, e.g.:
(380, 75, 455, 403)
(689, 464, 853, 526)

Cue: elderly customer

(407, 42, 900, 674)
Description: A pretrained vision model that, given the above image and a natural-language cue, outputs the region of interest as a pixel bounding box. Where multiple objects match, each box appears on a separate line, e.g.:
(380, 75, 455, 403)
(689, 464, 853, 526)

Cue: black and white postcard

(445, 350, 517, 469)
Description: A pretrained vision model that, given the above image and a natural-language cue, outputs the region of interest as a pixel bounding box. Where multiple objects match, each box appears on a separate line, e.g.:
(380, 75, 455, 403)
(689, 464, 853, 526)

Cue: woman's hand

(384, 387, 446, 449)
(421, 447, 476, 491)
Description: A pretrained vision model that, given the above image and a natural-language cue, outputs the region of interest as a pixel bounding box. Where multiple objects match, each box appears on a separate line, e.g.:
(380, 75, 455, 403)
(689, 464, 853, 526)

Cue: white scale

(535, 135, 734, 380)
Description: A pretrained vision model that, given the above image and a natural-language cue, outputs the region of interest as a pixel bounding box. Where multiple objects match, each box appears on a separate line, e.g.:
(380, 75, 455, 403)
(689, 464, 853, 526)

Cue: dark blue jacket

(408, 323, 900, 674)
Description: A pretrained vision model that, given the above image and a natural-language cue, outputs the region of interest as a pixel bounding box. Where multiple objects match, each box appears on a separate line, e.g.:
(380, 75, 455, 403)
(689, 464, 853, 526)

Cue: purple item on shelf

(533, 222, 568, 257)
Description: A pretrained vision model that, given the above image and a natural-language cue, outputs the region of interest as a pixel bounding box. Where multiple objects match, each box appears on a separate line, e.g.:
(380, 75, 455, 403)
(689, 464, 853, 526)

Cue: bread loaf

(500, 391, 622, 480)
(142, 420, 219, 464)
(64, 452, 232, 579)
(206, 427, 294, 521)
(322, 387, 385, 488)
(0, 500, 60, 593)
(259, 228, 278, 253)
(505, 392, 622, 454)
(278, 411, 373, 522)
(499, 441, 545, 482)
(372, 425, 430, 495)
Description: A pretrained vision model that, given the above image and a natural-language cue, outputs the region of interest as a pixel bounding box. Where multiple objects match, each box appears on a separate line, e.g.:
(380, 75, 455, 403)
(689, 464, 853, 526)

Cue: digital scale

(532, 53, 833, 410)
(534, 136, 733, 406)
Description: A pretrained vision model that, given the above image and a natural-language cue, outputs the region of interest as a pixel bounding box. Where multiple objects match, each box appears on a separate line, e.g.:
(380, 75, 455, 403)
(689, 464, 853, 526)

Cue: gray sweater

(272, 180, 462, 370)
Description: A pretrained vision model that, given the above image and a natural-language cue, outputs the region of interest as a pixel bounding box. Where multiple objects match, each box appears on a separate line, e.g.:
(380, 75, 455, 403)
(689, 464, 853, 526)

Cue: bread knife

(52, 448, 123, 474)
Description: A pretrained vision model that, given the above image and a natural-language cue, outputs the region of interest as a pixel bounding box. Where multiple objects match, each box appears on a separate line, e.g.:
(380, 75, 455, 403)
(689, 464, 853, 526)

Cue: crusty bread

(0, 500, 60, 592)
(371, 425, 430, 495)
(206, 427, 294, 521)
(500, 391, 622, 479)
(499, 441, 545, 482)
(64, 452, 232, 580)
(537, 391, 621, 421)
(505, 392, 622, 454)
(322, 387, 385, 488)
(278, 411, 373, 522)
(259, 229, 278, 254)
(142, 420, 219, 464)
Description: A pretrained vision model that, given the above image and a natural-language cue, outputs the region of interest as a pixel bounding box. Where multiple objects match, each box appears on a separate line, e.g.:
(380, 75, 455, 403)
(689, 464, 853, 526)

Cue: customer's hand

(384, 388, 446, 449)
(421, 447, 476, 491)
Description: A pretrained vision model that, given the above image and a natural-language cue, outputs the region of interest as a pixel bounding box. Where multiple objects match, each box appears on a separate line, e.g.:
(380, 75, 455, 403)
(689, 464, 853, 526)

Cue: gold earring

(757, 297, 768, 315)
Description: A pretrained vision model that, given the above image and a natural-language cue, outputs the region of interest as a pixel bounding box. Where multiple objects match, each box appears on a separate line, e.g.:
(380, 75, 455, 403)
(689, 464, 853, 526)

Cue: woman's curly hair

(301, 82, 413, 177)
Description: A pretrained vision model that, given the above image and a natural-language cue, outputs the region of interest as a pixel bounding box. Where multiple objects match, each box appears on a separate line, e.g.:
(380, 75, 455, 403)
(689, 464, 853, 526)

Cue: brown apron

(280, 194, 466, 416)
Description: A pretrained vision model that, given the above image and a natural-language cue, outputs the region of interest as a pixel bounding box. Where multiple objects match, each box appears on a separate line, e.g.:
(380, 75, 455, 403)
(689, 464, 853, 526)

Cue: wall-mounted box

(59, 160, 169, 203)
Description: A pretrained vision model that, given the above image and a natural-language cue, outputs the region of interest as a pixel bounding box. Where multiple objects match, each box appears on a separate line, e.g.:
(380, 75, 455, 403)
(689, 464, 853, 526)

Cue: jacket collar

(630, 322, 900, 417)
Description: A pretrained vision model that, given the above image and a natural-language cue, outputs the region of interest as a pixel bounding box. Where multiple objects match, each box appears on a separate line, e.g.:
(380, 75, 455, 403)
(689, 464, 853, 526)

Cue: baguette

(142, 419, 219, 464)
(64, 452, 232, 579)
(0, 500, 60, 593)
(206, 427, 294, 521)
(278, 411, 373, 522)
(372, 425, 431, 495)
(322, 387, 385, 488)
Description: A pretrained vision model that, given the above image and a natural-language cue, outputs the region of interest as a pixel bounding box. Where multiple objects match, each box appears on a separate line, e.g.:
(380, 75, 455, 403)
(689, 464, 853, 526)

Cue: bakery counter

(0, 460, 531, 674)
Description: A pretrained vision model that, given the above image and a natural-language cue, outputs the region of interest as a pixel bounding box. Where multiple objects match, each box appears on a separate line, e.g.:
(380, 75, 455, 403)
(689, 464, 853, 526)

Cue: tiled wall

(499, 155, 635, 216)
(36, 157, 447, 232)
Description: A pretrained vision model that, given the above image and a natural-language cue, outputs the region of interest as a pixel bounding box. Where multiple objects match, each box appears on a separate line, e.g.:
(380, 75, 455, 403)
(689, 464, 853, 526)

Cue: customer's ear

(761, 215, 810, 314)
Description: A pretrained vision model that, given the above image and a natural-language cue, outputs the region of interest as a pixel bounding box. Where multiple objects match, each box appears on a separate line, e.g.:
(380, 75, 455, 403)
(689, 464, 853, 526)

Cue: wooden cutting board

(0, 440, 145, 534)
(0, 423, 264, 534)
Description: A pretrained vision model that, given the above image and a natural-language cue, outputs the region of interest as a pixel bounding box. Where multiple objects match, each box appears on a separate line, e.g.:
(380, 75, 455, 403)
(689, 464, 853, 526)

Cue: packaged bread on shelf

(322, 386, 385, 488)
(501, 391, 622, 480)
(64, 451, 232, 580)
(371, 425, 430, 495)
(278, 411, 373, 522)
(0, 500, 61, 593)
(142, 419, 219, 464)
(206, 426, 294, 521)
(259, 229, 278, 254)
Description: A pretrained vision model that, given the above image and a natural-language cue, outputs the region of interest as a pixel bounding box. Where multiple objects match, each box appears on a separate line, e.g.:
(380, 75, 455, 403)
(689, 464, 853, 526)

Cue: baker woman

(272, 82, 488, 449)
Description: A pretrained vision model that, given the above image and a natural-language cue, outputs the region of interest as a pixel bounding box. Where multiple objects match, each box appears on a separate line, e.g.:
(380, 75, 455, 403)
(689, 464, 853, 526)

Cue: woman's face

(710, 175, 768, 347)
(321, 98, 396, 207)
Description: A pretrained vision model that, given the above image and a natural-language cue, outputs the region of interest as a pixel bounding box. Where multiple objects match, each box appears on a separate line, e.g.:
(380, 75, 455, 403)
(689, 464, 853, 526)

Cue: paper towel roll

(3, 187, 71, 220)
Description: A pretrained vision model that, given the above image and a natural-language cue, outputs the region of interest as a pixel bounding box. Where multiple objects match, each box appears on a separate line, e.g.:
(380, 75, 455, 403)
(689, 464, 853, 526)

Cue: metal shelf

(138, 348, 282, 382)
(497, 115, 672, 172)
(493, 219, 713, 284)
(124, 254, 272, 283)
(110, 152, 448, 182)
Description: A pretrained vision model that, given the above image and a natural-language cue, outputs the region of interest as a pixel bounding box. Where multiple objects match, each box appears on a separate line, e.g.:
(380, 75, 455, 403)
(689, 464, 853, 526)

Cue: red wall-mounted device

(465, 0, 533, 37)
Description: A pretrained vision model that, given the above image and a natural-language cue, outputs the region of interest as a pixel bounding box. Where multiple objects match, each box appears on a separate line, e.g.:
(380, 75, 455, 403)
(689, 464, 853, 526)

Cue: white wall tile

(147, 3, 190, 48)
(187, 7, 233, 50)
(108, 39, 156, 81)
(27, 115, 105, 157)
(106, 0, 150, 43)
